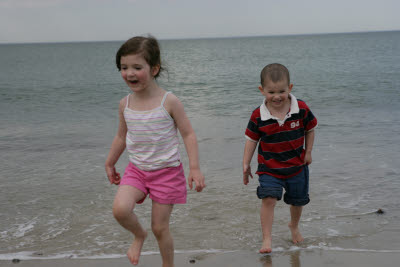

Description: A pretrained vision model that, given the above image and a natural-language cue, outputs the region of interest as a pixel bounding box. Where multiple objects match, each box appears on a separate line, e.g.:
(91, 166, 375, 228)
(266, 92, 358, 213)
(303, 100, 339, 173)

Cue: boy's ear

(258, 85, 264, 94)
(288, 83, 293, 92)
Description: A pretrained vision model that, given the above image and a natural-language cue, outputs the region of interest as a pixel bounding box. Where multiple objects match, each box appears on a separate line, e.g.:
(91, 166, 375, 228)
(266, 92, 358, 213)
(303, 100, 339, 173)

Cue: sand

(1, 249, 399, 267)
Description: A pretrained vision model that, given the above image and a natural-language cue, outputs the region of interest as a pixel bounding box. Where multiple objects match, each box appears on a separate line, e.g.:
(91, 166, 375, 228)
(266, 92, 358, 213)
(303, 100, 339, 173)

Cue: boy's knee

(262, 197, 277, 207)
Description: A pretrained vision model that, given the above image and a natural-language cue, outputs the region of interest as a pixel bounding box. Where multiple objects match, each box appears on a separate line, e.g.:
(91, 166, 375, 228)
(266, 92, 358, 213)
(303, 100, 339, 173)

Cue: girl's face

(259, 79, 293, 110)
(120, 54, 159, 92)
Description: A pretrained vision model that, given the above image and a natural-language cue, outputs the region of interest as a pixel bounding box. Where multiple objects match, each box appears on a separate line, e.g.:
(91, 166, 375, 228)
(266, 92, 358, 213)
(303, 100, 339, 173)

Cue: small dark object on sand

(189, 259, 196, 264)
(12, 259, 20, 263)
(376, 209, 384, 214)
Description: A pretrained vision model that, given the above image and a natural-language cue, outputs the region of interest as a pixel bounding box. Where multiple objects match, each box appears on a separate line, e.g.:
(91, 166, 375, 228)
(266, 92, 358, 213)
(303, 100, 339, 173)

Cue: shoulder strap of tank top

(161, 91, 170, 106)
(125, 94, 130, 109)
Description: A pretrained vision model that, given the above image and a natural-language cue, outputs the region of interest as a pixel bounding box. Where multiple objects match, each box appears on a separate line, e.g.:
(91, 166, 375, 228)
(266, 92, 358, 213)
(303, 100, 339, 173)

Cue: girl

(105, 36, 205, 266)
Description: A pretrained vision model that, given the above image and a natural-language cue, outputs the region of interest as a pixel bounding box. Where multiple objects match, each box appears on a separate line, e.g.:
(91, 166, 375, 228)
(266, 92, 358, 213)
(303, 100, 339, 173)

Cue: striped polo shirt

(245, 94, 318, 178)
(124, 92, 181, 171)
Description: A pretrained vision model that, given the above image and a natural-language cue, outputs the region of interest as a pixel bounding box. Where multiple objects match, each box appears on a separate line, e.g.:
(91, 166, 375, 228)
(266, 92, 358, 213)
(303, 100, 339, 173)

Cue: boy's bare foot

(288, 223, 304, 244)
(259, 238, 272, 253)
(127, 231, 148, 265)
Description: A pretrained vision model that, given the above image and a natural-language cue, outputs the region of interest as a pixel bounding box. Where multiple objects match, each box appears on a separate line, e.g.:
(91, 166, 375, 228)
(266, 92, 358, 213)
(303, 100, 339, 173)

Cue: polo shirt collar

(260, 93, 299, 121)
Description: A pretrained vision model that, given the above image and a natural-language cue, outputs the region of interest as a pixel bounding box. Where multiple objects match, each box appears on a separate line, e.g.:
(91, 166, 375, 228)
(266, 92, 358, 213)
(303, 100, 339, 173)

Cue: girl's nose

(127, 69, 136, 77)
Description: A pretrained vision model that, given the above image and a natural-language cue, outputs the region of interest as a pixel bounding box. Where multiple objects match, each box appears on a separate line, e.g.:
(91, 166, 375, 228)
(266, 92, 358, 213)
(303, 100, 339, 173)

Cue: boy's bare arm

(304, 129, 315, 165)
(243, 139, 257, 185)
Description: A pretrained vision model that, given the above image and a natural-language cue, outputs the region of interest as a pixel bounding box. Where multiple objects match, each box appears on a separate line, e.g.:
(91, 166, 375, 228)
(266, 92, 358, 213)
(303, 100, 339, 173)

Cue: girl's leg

(260, 197, 276, 253)
(113, 185, 147, 265)
(288, 205, 304, 244)
(151, 201, 174, 267)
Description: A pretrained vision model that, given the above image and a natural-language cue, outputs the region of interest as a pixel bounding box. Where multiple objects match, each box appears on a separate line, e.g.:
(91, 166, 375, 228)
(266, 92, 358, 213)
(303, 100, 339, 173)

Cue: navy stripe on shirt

(245, 99, 317, 178)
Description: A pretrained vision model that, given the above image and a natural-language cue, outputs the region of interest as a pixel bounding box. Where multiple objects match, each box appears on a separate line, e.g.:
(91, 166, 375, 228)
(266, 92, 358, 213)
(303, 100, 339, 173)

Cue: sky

(0, 0, 399, 44)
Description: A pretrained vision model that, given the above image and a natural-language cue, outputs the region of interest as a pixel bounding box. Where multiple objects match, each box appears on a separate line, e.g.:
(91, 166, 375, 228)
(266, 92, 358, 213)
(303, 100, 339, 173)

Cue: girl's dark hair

(260, 63, 290, 87)
(116, 35, 164, 78)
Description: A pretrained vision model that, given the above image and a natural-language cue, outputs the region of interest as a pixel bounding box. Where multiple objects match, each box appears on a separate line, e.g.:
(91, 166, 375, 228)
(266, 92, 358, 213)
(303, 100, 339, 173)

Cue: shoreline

(1, 249, 400, 267)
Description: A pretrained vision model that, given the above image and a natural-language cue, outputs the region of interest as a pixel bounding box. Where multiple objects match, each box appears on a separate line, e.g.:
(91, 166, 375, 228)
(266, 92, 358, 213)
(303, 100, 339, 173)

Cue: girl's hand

(304, 151, 312, 165)
(243, 164, 253, 185)
(188, 169, 205, 192)
(105, 165, 121, 185)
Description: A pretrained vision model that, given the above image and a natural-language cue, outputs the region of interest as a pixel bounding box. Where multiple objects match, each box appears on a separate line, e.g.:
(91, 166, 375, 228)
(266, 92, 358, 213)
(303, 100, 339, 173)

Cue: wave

(1, 246, 399, 261)
(0, 249, 231, 261)
(302, 209, 382, 222)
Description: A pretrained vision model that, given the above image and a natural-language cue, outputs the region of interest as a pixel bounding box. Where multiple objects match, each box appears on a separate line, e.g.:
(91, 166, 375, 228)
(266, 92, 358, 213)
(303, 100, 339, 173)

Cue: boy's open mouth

(129, 80, 139, 84)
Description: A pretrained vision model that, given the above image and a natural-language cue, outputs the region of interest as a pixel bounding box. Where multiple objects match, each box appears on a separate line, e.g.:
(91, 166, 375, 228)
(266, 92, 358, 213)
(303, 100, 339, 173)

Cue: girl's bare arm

(105, 98, 128, 184)
(167, 94, 205, 192)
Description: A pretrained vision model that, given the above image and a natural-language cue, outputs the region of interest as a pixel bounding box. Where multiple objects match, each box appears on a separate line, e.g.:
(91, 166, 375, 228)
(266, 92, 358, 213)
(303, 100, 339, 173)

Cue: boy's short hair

(115, 35, 164, 78)
(260, 63, 290, 87)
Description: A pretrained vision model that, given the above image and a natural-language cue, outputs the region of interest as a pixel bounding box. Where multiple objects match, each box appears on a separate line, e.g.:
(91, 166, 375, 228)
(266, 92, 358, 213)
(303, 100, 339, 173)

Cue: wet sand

(1, 249, 399, 267)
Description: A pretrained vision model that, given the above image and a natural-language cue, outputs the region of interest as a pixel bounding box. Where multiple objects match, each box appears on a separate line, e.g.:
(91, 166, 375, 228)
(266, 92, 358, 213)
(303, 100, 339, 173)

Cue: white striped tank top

(124, 92, 181, 171)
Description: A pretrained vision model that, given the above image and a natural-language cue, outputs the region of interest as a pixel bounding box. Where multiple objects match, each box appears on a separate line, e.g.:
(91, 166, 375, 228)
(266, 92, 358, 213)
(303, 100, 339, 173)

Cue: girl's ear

(151, 65, 161, 77)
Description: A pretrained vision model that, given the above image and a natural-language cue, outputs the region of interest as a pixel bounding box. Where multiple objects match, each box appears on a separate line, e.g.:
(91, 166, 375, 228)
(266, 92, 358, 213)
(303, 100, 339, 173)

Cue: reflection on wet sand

(259, 251, 301, 267)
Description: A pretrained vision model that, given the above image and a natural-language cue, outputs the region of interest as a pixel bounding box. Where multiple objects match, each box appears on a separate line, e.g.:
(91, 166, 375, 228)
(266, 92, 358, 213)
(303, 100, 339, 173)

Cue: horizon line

(1, 29, 399, 45)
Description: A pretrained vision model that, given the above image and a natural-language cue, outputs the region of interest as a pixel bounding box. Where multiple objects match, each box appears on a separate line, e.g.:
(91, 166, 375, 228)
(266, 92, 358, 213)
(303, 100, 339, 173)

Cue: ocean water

(1, 31, 400, 260)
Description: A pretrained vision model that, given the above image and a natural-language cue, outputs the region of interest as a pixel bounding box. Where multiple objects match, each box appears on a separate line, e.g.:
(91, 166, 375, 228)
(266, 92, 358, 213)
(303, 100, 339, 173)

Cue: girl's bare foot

(288, 223, 303, 244)
(259, 237, 272, 253)
(127, 231, 148, 265)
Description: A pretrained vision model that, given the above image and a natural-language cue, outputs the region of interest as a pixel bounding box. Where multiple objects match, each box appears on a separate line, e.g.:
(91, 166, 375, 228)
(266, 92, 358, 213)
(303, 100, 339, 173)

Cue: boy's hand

(304, 151, 312, 165)
(188, 168, 205, 192)
(105, 165, 121, 185)
(243, 164, 253, 185)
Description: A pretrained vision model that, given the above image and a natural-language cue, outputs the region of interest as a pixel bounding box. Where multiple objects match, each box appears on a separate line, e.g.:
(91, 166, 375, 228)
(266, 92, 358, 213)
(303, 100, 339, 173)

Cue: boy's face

(258, 79, 293, 110)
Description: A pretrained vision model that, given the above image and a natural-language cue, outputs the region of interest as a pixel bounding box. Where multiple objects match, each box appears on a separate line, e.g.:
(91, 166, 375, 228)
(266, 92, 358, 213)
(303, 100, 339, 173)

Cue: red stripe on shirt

(260, 136, 304, 153)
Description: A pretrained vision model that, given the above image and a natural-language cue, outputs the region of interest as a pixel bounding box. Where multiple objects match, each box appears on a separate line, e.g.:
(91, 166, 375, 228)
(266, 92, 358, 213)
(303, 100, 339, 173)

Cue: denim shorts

(257, 165, 310, 206)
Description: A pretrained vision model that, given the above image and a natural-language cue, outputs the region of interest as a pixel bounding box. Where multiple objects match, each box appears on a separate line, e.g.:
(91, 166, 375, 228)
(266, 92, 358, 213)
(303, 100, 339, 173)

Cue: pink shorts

(120, 162, 187, 204)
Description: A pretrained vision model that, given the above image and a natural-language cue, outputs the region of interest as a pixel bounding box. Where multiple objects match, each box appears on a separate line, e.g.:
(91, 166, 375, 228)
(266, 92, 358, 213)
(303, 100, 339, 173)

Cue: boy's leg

(113, 185, 147, 265)
(257, 174, 283, 253)
(289, 205, 304, 244)
(151, 201, 174, 267)
(260, 197, 277, 253)
(284, 166, 309, 244)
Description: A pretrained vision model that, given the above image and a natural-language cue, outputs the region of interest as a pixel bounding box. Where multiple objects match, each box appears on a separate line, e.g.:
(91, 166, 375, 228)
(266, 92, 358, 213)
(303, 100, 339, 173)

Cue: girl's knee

(112, 202, 133, 222)
(151, 222, 169, 238)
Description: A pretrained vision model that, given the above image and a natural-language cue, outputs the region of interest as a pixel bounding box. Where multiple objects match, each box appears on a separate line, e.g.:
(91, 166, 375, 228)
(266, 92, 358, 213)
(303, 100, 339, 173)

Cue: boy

(243, 63, 317, 253)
